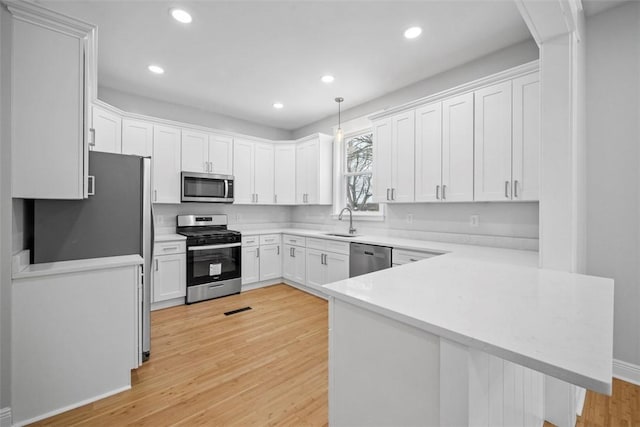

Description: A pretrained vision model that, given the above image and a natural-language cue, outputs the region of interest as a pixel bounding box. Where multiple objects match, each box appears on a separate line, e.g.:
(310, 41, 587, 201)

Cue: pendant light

(335, 97, 344, 144)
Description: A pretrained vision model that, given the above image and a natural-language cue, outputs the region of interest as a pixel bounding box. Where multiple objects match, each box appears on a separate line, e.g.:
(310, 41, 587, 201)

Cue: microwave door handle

(225, 180, 229, 199)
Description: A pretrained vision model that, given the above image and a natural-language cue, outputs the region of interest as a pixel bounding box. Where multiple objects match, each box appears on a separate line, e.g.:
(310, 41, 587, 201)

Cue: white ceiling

(41, 1, 534, 131)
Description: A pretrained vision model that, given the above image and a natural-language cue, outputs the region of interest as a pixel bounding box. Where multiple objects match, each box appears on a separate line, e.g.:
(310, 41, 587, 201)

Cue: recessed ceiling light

(273, 102, 284, 109)
(170, 8, 192, 24)
(148, 65, 164, 74)
(404, 26, 422, 39)
(321, 75, 335, 83)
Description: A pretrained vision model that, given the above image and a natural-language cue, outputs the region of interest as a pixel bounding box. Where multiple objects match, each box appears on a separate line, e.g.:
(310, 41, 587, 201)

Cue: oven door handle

(188, 243, 242, 251)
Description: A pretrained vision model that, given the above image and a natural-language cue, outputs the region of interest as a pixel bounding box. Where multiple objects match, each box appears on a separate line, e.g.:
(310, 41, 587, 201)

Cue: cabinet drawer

(154, 241, 186, 255)
(259, 234, 281, 245)
(393, 249, 439, 266)
(242, 235, 260, 247)
(283, 234, 306, 247)
(307, 237, 350, 255)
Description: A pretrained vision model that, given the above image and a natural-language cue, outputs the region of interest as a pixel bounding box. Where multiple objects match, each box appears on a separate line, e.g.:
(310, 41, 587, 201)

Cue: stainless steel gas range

(177, 214, 242, 304)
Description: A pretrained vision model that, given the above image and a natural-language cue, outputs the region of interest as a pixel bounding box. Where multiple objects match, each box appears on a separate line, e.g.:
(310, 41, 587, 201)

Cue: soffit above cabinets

(42, 1, 532, 131)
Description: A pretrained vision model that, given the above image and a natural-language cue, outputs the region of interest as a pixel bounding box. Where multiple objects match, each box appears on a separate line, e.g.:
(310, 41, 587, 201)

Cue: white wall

(0, 3, 11, 412)
(586, 2, 640, 368)
(98, 86, 293, 141)
(292, 203, 539, 250)
(292, 39, 539, 138)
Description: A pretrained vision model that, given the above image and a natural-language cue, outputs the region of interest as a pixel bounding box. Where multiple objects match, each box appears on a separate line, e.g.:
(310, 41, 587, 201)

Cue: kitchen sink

(324, 233, 360, 238)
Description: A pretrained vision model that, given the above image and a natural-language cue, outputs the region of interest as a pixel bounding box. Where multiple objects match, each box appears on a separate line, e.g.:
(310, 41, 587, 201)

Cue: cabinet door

(274, 144, 296, 204)
(152, 125, 181, 204)
(92, 105, 122, 154)
(209, 134, 234, 175)
(512, 73, 540, 201)
(391, 111, 415, 203)
(233, 139, 255, 204)
(304, 141, 320, 204)
(12, 18, 87, 199)
(283, 244, 296, 281)
(122, 119, 153, 157)
(326, 252, 350, 284)
(442, 92, 474, 202)
(474, 81, 513, 201)
(415, 103, 443, 202)
(153, 254, 186, 302)
(241, 246, 260, 285)
(259, 244, 282, 281)
(292, 246, 307, 284)
(254, 143, 275, 205)
(372, 118, 393, 203)
(295, 144, 308, 204)
(181, 129, 208, 173)
(306, 249, 325, 288)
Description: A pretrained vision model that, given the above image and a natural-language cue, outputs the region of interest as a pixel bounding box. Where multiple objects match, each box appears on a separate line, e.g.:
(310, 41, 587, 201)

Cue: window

(343, 132, 380, 213)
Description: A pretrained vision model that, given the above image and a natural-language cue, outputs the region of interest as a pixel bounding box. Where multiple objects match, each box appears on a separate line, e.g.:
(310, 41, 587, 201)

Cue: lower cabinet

(306, 248, 349, 289)
(152, 241, 186, 303)
(259, 244, 282, 281)
(283, 244, 306, 283)
(241, 246, 260, 284)
(241, 234, 282, 284)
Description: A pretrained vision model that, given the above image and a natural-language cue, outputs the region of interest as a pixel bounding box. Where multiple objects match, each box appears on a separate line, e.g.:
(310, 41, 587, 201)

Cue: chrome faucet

(338, 207, 357, 235)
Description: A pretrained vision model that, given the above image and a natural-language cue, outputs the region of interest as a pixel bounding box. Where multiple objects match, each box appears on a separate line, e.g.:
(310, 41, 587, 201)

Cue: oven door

(187, 243, 241, 286)
(182, 172, 234, 203)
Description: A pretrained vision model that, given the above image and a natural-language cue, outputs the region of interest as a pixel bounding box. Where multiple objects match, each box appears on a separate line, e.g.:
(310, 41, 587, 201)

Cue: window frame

(332, 128, 385, 220)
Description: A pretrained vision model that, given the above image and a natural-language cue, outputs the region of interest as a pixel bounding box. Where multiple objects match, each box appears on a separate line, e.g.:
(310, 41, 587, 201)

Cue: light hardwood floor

(33, 284, 640, 426)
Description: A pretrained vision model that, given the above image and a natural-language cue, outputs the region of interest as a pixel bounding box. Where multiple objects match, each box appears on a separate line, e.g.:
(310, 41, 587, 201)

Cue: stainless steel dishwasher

(349, 242, 392, 278)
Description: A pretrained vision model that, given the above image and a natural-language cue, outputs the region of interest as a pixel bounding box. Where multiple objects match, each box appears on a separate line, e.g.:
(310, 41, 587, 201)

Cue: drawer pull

(163, 246, 178, 251)
(410, 258, 419, 262)
(209, 284, 225, 289)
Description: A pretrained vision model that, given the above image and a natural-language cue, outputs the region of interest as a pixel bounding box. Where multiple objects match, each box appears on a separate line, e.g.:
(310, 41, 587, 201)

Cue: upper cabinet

(441, 92, 475, 202)
(181, 130, 233, 176)
(372, 111, 415, 203)
(474, 73, 540, 201)
(295, 134, 333, 205)
(91, 105, 122, 154)
(414, 102, 443, 202)
(233, 139, 274, 204)
(122, 119, 153, 157)
(9, 1, 96, 199)
(274, 143, 296, 205)
(152, 125, 181, 204)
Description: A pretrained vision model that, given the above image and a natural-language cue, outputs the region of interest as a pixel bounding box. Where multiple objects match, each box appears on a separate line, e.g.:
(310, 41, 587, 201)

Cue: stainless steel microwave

(181, 172, 234, 203)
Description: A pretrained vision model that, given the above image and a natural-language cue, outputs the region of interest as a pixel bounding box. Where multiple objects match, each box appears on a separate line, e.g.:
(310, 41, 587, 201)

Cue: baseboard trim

(241, 279, 282, 292)
(282, 280, 328, 300)
(12, 385, 130, 427)
(150, 297, 184, 311)
(0, 408, 12, 427)
(613, 359, 640, 386)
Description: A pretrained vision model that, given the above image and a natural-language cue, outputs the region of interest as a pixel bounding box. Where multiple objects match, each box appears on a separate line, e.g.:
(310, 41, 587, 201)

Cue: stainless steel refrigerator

(34, 151, 154, 362)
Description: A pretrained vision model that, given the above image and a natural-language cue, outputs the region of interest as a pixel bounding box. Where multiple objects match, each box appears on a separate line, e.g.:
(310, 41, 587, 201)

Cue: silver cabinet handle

(290, 247, 293, 257)
(436, 185, 440, 200)
(386, 188, 390, 201)
(391, 188, 396, 200)
(505, 180, 510, 199)
(256, 193, 258, 203)
(514, 180, 519, 198)
(154, 189, 158, 201)
(87, 176, 95, 196)
(320, 254, 324, 265)
(163, 246, 178, 251)
(442, 185, 447, 200)
(277, 245, 280, 255)
(256, 248, 260, 258)
(209, 162, 213, 172)
(89, 128, 96, 147)
(155, 259, 159, 271)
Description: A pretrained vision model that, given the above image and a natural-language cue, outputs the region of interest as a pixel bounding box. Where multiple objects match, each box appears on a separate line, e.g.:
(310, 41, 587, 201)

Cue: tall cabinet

(152, 125, 181, 203)
(9, 1, 96, 199)
(441, 92, 475, 201)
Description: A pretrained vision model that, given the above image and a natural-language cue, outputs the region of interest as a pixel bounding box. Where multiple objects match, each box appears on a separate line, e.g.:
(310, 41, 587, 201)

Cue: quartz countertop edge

(155, 233, 187, 242)
(322, 255, 614, 395)
(13, 254, 144, 280)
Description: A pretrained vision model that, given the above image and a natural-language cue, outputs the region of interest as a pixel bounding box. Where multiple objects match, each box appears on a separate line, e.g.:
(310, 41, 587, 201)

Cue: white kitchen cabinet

(305, 249, 326, 289)
(152, 125, 181, 204)
(122, 119, 153, 157)
(442, 92, 474, 201)
(326, 252, 350, 283)
(274, 143, 296, 204)
(283, 244, 306, 283)
(474, 81, 513, 201)
(259, 244, 282, 281)
(91, 105, 122, 154)
(295, 134, 333, 205)
(182, 130, 233, 175)
(241, 246, 260, 285)
(392, 248, 440, 267)
(233, 139, 274, 204)
(10, 2, 96, 199)
(305, 239, 350, 289)
(373, 111, 415, 203)
(415, 102, 443, 202)
(512, 72, 540, 201)
(152, 241, 187, 303)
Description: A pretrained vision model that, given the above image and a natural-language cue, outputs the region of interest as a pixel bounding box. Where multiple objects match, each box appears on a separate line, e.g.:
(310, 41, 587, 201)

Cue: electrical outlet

(406, 214, 413, 224)
(470, 215, 479, 227)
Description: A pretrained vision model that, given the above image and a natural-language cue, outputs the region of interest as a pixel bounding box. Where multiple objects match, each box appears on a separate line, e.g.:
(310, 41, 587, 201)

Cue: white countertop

(155, 233, 186, 242)
(13, 254, 144, 280)
(323, 253, 614, 395)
